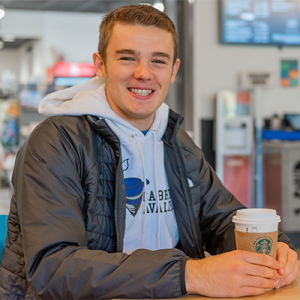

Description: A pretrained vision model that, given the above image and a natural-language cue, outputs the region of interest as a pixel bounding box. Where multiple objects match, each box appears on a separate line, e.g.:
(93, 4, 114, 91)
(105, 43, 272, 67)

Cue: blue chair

(0, 214, 8, 261)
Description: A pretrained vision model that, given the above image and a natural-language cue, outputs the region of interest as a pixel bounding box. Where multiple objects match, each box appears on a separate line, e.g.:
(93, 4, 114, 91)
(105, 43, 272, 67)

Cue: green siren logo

(255, 238, 272, 255)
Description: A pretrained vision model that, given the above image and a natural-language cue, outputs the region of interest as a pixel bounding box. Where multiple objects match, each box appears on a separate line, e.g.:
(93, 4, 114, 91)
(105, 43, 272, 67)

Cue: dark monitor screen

(220, 0, 300, 46)
(285, 114, 300, 130)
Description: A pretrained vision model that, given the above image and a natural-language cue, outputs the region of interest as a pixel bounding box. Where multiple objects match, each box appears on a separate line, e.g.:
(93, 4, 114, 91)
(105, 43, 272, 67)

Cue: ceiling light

(2, 34, 16, 42)
(153, 2, 164, 12)
(0, 41, 4, 49)
(0, 6, 5, 20)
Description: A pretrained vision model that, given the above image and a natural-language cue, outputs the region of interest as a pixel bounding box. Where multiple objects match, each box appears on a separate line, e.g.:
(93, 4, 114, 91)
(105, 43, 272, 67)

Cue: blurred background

(0, 0, 299, 254)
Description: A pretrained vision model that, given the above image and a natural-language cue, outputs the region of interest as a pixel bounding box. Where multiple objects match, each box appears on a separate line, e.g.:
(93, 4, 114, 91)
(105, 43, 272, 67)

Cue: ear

(170, 58, 180, 83)
(93, 52, 106, 78)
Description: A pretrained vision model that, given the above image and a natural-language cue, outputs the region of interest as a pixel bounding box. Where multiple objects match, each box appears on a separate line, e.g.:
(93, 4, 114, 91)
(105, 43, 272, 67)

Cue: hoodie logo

(124, 177, 149, 216)
(122, 159, 129, 171)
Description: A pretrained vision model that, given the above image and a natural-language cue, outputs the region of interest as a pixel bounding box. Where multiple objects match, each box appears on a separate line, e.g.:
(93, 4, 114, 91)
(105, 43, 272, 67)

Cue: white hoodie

(38, 77, 178, 254)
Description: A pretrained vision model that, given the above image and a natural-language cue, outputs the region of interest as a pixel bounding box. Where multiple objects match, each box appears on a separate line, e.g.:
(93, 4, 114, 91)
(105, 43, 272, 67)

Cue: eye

(153, 60, 166, 64)
(120, 57, 134, 61)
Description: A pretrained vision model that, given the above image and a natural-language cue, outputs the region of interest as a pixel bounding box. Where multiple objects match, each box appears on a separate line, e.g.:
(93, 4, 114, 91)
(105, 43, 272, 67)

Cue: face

(93, 22, 180, 130)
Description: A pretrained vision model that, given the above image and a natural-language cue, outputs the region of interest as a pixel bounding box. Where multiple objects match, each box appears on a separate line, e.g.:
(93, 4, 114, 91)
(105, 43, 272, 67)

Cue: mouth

(128, 88, 154, 97)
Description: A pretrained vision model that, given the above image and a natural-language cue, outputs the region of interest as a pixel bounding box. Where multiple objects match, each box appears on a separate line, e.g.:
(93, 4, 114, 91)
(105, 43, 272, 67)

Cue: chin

(129, 112, 153, 120)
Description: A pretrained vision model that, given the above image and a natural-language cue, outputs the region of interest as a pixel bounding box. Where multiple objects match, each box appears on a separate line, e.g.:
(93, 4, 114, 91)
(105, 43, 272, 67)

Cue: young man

(0, 5, 297, 300)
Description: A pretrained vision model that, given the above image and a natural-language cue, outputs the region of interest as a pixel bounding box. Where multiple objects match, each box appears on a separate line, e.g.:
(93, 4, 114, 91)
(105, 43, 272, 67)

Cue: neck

(127, 117, 154, 131)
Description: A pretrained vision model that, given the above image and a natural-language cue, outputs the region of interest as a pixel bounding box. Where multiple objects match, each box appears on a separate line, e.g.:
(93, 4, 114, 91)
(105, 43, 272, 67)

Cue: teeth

(129, 88, 153, 96)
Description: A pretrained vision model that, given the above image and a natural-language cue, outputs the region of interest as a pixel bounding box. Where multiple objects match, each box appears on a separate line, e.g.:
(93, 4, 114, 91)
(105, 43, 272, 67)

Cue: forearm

(29, 247, 187, 299)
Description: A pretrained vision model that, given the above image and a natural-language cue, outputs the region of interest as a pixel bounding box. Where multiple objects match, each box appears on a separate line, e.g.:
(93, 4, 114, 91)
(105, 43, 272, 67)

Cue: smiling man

(93, 22, 180, 130)
(0, 4, 297, 300)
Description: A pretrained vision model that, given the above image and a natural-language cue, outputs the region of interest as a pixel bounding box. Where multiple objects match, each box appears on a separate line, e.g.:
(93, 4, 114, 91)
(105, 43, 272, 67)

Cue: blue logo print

(124, 177, 149, 216)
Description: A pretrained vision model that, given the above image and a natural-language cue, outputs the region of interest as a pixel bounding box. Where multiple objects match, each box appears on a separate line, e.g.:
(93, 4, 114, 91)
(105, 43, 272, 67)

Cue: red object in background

(237, 91, 251, 105)
(223, 155, 252, 207)
(53, 62, 95, 78)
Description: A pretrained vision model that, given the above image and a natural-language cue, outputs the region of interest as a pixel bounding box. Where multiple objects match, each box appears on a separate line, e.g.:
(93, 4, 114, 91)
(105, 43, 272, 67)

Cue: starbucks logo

(255, 239, 272, 255)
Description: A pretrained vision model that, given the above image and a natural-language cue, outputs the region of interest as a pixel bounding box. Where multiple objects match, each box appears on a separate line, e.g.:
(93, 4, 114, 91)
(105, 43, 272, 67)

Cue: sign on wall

(281, 60, 298, 87)
(239, 72, 274, 89)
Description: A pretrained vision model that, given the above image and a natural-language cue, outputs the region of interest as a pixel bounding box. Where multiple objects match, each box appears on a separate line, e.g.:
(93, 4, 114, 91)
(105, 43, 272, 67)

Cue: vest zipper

(101, 119, 123, 252)
(114, 161, 122, 252)
(172, 123, 205, 259)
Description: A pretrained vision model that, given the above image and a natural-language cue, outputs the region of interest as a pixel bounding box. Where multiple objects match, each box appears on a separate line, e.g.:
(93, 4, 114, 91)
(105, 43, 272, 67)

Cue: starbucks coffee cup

(232, 209, 281, 259)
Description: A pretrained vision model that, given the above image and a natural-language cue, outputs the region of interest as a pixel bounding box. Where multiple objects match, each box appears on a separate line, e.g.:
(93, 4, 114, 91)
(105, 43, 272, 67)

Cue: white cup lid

(232, 208, 281, 225)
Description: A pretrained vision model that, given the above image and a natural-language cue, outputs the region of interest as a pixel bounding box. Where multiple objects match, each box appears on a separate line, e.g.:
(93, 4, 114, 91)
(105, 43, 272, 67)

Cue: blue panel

(263, 130, 300, 140)
(0, 215, 8, 260)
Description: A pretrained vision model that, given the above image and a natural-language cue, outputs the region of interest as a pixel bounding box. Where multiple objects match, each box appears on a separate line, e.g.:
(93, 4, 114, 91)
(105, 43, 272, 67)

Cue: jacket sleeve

(193, 146, 295, 255)
(15, 117, 188, 299)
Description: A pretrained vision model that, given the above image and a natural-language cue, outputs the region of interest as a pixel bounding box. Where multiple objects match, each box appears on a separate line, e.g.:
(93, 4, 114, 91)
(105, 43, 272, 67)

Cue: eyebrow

(152, 52, 171, 60)
(115, 49, 171, 60)
(115, 49, 136, 55)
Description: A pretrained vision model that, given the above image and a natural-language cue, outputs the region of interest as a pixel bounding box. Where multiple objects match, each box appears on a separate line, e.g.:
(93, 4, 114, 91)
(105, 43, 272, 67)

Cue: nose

(134, 61, 153, 81)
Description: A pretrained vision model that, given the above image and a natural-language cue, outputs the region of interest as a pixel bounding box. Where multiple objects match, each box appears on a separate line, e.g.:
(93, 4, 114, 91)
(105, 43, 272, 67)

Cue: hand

(276, 242, 298, 288)
(185, 250, 280, 297)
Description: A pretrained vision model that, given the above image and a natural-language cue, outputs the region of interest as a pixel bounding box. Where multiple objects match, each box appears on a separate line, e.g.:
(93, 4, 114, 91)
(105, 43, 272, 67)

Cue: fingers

(283, 261, 298, 286)
(245, 264, 278, 280)
(231, 251, 279, 291)
(277, 248, 298, 288)
(276, 242, 290, 275)
(284, 248, 298, 277)
(243, 275, 277, 290)
(282, 261, 299, 287)
(241, 250, 279, 270)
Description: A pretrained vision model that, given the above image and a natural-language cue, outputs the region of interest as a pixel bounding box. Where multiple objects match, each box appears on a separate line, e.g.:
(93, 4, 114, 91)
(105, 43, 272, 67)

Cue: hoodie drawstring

(132, 134, 147, 242)
(151, 129, 160, 249)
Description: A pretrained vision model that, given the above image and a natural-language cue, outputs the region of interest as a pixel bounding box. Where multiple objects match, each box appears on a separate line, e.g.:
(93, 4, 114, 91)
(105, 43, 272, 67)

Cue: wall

(0, 49, 19, 76)
(18, 40, 44, 84)
(0, 10, 103, 85)
(0, 49, 20, 93)
(0, 10, 44, 38)
(193, 0, 300, 145)
(43, 11, 102, 65)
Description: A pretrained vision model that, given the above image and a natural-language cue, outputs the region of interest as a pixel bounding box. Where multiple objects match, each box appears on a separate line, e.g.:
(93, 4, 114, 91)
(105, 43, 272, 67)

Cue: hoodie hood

(38, 76, 169, 142)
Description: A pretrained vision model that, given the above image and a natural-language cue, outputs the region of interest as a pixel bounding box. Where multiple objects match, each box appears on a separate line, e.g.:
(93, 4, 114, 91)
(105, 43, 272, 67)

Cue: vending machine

(216, 90, 254, 207)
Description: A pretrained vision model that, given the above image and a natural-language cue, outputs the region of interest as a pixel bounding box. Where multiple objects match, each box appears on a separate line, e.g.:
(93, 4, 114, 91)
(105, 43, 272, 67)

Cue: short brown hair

(98, 5, 178, 65)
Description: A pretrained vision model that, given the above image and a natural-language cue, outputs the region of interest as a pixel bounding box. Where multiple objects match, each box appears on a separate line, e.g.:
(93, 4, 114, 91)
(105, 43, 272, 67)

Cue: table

(178, 261, 300, 300)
